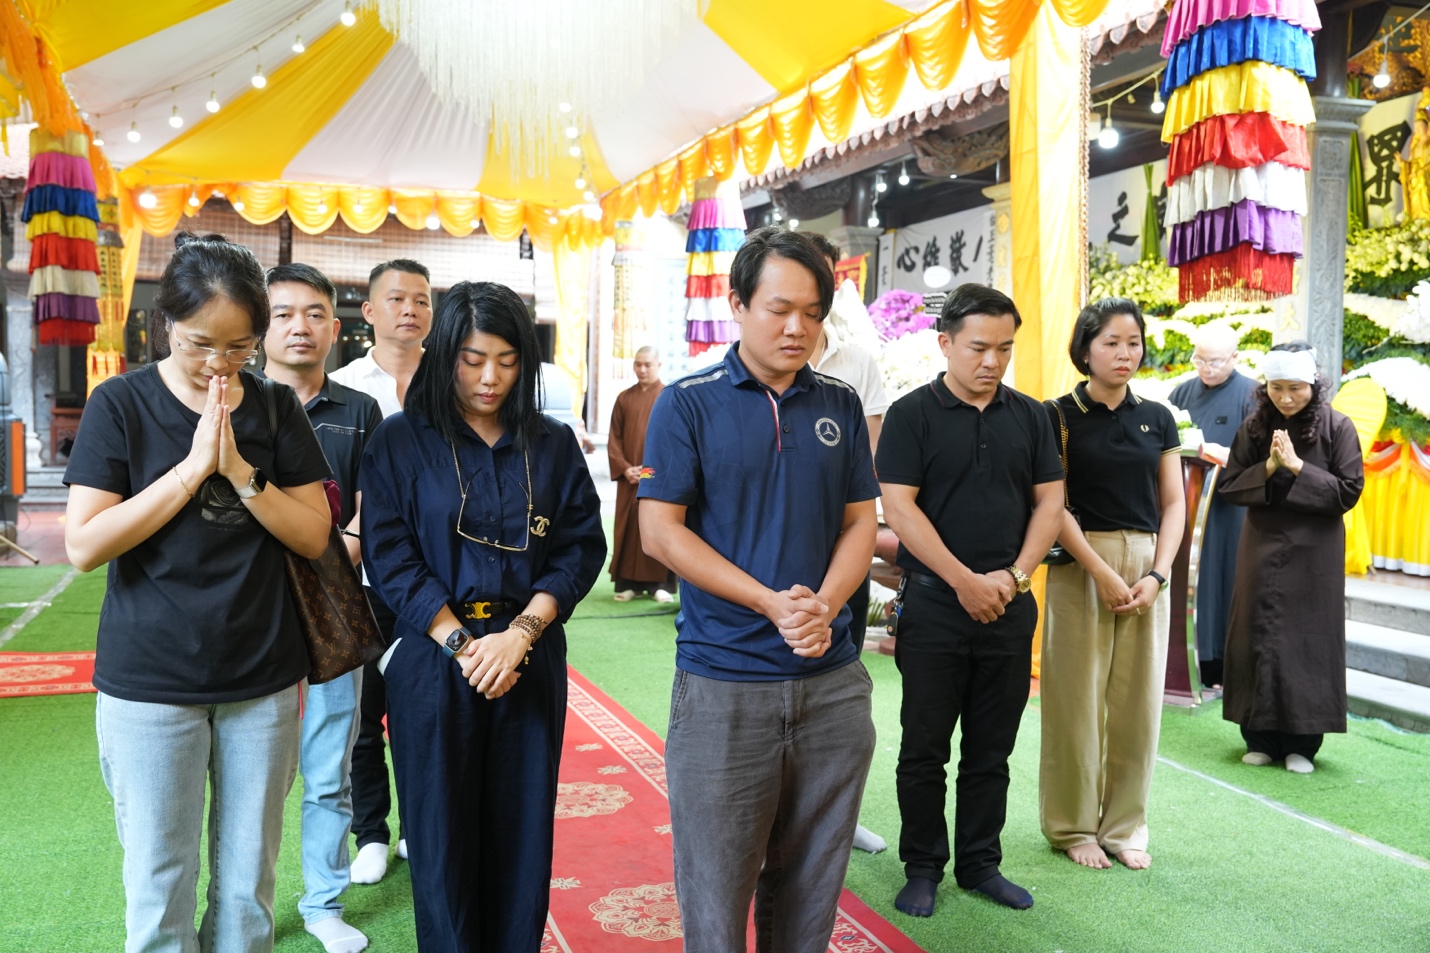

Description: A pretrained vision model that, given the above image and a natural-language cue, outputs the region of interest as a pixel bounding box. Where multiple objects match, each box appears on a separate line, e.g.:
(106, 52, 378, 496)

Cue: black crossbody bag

(1042, 398, 1079, 566)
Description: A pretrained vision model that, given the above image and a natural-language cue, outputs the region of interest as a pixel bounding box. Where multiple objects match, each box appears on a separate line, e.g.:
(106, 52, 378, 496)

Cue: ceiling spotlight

(169, 105, 184, 129)
(92, 134, 104, 146)
(470, 218, 480, 228)
(874, 171, 887, 193)
(292, 35, 306, 54)
(138, 190, 158, 209)
(127, 122, 141, 143)
(252, 63, 266, 89)
(548, 213, 559, 225)
(898, 161, 909, 187)
(867, 213, 880, 228)
(233, 199, 245, 212)
(558, 101, 572, 113)
(948, 173, 958, 179)
(1150, 85, 1165, 115)
(317, 202, 328, 214)
(425, 213, 440, 230)
(574, 176, 587, 189)
(569, 144, 582, 157)
(771, 208, 782, 223)
(582, 203, 603, 221)
(353, 202, 363, 213)
(1374, 47, 1391, 89)
(388, 203, 398, 214)
(187, 191, 200, 208)
(583, 189, 596, 202)
(206, 90, 221, 113)
(1097, 112, 1120, 149)
(340, 2, 356, 26)
(788, 217, 799, 229)
(565, 125, 580, 139)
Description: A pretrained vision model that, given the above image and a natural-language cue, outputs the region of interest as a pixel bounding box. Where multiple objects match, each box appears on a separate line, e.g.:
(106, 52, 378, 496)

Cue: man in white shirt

(331, 259, 433, 885)
(329, 259, 433, 416)
(802, 232, 890, 856)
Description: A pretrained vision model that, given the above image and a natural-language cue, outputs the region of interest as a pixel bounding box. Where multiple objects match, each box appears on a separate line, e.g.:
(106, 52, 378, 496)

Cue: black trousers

(351, 587, 398, 849)
(384, 622, 566, 953)
(1241, 726, 1323, 761)
(895, 579, 1036, 887)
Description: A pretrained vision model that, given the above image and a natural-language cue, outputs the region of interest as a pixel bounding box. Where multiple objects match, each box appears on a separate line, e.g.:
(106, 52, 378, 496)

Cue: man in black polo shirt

(263, 263, 383, 953)
(876, 283, 1064, 917)
(640, 228, 880, 952)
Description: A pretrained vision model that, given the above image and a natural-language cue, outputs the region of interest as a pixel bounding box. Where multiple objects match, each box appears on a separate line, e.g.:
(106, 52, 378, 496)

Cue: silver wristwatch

(235, 467, 268, 499)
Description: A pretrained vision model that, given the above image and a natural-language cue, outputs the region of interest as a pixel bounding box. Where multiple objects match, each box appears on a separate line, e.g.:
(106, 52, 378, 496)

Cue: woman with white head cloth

(1218, 342, 1365, 774)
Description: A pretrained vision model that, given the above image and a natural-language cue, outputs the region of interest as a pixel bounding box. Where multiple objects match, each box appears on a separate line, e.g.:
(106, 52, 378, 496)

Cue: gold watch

(1005, 565, 1032, 594)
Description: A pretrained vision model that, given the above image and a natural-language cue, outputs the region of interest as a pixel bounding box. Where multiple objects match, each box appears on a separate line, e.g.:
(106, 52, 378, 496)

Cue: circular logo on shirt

(815, 417, 842, 447)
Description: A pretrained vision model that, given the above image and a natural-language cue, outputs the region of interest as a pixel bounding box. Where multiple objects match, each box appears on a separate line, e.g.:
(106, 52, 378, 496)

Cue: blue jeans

(299, 669, 363, 925)
(96, 687, 300, 953)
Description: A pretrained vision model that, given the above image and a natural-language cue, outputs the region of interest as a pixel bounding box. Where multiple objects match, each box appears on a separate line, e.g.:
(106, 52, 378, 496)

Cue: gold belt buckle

(464, 600, 492, 621)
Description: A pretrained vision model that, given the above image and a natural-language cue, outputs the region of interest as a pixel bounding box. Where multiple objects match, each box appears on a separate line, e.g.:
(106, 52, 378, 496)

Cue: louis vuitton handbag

(262, 378, 387, 684)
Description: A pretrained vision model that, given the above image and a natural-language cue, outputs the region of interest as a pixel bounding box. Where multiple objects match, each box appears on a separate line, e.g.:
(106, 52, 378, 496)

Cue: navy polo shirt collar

(1072, 380, 1140, 414)
(724, 343, 817, 397)
(928, 374, 1007, 409)
(303, 376, 345, 412)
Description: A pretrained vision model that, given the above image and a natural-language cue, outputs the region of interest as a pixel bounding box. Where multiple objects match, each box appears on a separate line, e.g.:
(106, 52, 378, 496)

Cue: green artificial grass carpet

(3, 559, 1429, 952)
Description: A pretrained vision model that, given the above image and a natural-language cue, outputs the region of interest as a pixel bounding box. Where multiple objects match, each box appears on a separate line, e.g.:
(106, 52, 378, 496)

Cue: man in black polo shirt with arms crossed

(876, 283, 1064, 917)
(640, 228, 880, 952)
(263, 264, 384, 953)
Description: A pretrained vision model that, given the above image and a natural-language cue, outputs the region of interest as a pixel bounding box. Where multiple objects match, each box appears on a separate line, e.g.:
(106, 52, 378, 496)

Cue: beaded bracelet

(510, 613, 546, 645)
(173, 466, 195, 500)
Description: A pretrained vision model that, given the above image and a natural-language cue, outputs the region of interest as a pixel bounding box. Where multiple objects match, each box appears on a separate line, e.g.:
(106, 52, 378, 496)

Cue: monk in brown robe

(608, 347, 676, 602)
(1218, 343, 1364, 775)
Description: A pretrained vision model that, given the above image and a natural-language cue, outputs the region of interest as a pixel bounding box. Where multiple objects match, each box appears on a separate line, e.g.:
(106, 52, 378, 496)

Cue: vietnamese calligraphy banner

(1357, 92, 1418, 228)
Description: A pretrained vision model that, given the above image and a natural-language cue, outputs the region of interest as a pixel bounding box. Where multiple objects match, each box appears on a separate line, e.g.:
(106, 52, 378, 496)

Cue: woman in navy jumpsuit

(361, 281, 605, 952)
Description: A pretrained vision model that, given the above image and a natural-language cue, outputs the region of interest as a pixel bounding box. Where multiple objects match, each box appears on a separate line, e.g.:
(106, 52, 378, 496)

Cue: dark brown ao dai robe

(1218, 407, 1365, 736)
(607, 380, 674, 586)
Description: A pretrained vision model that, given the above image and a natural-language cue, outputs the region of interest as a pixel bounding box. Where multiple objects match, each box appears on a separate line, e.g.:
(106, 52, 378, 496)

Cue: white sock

(852, 824, 887, 853)
(1242, 751, 1273, 766)
(306, 917, 368, 953)
(397, 837, 408, 860)
(348, 842, 388, 885)
(1285, 753, 1315, 774)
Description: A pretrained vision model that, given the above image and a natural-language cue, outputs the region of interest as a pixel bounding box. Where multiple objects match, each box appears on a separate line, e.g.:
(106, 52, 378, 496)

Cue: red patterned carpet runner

(549, 667, 923, 952)
(0, 652, 96, 697)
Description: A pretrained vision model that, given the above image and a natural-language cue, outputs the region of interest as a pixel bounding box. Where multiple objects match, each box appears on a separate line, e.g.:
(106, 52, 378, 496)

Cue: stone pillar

(1296, 96, 1372, 389)
(827, 225, 882, 261)
(981, 182, 1013, 296)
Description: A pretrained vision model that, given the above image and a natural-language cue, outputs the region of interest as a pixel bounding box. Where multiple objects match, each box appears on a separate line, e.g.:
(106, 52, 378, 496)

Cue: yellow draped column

(552, 236, 592, 411)
(1010, 5, 1088, 677)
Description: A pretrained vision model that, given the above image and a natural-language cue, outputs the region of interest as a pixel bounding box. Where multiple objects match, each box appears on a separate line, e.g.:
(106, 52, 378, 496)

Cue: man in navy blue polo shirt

(640, 227, 880, 953)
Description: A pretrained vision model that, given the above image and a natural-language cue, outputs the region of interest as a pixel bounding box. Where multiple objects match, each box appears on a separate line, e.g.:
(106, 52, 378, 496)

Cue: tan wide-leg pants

(1039, 529, 1168, 855)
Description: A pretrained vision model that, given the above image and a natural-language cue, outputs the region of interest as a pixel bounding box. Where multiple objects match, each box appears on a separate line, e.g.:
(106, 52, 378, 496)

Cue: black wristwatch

(442, 626, 475, 658)
(1145, 570, 1168, 590)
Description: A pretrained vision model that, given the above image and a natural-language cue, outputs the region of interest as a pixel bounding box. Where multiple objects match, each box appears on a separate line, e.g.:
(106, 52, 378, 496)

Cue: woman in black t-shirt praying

(64, 234, 332, 953)
(1037, 297, 1185, 874)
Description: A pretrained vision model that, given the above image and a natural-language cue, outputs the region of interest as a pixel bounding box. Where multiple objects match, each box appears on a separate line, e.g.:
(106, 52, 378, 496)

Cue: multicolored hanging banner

(683, 176, 745, 357)
(21, 128, 101, 345)
(1159, 0, 1320, 301)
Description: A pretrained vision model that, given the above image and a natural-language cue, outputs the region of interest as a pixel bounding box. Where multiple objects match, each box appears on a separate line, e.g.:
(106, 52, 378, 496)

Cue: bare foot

(1114, 848, 1152, 870)
(1065, 843, 1112, 869)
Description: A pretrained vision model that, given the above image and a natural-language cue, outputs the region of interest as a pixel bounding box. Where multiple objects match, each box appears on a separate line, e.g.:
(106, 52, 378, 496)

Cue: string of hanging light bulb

(376, 0, 693, 183)
(1371, 0, 1430, 88)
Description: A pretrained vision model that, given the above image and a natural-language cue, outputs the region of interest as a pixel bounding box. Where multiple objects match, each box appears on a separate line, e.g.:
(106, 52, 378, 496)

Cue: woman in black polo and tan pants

(1039, 297, 1185, 871)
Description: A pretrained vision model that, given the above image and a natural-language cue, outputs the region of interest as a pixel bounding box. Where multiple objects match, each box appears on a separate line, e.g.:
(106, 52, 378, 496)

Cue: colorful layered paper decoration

(1160, 0, 1318, 301)
(683, 176, 745, 356)
(20, 128, 101, 345)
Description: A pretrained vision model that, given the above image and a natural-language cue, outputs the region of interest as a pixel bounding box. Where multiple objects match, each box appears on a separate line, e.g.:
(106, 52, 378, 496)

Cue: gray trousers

(666, 661, 876, 953)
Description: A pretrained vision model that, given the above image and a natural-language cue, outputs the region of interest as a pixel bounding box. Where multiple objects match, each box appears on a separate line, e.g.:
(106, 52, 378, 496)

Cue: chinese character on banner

(922, 237, 941, 271)
(1107, 191, 1136, 247)
(1366, 122, 1412, 208)
(949, 230, 968, 276)
(896, 245, 918, 273)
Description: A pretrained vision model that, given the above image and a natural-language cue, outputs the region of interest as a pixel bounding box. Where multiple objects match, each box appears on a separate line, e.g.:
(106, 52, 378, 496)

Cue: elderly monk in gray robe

(607, 347, 676, 602)
(1169, 322, 1258, 688)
